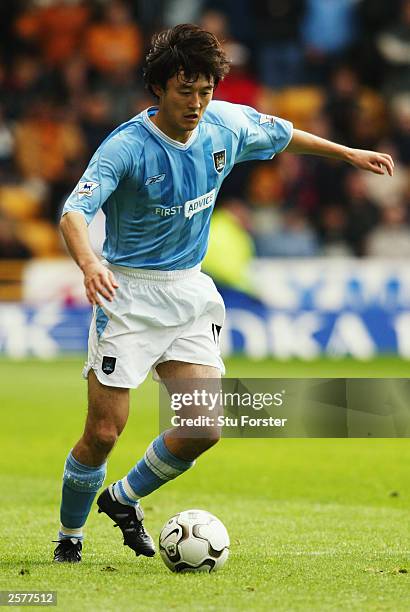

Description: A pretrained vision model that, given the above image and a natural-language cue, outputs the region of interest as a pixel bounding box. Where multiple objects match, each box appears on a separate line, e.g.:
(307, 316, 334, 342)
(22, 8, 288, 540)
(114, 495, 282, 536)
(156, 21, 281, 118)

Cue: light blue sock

(113, 433, 194, 506)
(59, 451, 106, 539)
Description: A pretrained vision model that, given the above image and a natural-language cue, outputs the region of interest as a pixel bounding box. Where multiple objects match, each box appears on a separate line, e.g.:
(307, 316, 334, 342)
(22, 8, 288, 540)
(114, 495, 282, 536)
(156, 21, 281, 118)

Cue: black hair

(143, 23, 230, 97)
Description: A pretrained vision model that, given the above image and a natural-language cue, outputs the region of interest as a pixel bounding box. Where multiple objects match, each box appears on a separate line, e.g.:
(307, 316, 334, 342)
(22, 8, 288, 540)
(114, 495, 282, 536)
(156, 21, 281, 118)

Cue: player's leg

(54, 371, 129, 562)
(108, 361, 221, 505)
(72, 370, 129, 466)
(97, 361, 220, 557)
(98, 362, 221, 558)
(157, 360, 222, 460)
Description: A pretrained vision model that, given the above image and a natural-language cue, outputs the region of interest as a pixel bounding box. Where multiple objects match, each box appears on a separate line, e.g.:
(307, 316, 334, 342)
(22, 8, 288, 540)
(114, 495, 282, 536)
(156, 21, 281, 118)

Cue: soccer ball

(159, 509, 230, 573)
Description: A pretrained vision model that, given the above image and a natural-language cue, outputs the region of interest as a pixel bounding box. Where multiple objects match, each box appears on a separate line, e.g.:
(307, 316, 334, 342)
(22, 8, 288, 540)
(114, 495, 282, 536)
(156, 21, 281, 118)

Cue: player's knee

(87, 425, 119, 455)
(209, 424, 222, 445)
(204, 430, 221, 449)
(195, 427, 221, 452)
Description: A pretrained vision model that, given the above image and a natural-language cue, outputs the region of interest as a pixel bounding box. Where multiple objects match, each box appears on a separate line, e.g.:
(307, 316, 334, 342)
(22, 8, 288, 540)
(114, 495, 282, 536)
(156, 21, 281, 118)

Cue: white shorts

(83, 263, 226, 388)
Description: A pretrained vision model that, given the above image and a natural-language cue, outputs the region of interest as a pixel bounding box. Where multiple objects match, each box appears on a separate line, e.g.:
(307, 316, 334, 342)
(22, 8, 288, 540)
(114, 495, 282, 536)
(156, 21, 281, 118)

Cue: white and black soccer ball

(159, 509, 230, 573)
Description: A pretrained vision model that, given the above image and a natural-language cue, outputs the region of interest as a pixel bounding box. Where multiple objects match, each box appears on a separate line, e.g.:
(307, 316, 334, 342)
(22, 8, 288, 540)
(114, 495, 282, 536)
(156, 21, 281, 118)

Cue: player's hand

(347, 149, 394, 176)
(82, 261, 119, 306)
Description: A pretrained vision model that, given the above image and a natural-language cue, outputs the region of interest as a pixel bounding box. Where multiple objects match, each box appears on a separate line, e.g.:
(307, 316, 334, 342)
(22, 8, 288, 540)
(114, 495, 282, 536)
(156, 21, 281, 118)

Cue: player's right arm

(60, 212, 118, 306)
(60, 129, 134, 306)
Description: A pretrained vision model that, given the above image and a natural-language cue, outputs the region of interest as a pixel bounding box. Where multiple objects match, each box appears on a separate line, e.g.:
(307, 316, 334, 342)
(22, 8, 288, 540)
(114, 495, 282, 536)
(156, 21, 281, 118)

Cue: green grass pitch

(1, 356, 410, 611)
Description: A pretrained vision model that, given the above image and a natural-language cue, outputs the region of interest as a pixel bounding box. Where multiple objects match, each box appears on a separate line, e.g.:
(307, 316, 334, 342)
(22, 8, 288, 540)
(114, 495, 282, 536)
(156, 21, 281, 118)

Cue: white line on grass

(272, 551, 410, 556)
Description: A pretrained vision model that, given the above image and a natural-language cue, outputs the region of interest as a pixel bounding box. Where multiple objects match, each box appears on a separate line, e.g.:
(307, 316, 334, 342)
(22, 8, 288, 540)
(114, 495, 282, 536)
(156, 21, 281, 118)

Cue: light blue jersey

(62, 100, 293, 270)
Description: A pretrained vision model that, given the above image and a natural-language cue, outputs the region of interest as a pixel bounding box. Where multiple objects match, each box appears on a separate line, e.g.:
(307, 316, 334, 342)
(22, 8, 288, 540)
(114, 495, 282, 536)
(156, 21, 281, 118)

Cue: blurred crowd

(0, 0, 409, 260)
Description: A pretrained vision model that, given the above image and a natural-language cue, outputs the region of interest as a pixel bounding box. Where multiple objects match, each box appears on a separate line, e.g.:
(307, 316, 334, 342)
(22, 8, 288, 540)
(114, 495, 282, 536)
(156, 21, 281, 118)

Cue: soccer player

(54, 24, 394, 562)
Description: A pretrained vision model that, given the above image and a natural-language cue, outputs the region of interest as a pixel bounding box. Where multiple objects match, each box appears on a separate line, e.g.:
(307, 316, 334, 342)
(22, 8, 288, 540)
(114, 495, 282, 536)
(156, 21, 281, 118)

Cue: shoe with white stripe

(97, 485, 155, 557)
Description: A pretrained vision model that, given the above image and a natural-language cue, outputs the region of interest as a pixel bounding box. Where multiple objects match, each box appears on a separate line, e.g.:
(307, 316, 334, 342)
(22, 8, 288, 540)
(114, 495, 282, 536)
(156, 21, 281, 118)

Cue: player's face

(153, 72, 214, 142)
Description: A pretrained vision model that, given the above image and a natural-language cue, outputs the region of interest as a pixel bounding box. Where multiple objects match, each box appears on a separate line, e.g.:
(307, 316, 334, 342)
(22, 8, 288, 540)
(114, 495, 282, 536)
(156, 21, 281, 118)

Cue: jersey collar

(142, 107, 199, 150)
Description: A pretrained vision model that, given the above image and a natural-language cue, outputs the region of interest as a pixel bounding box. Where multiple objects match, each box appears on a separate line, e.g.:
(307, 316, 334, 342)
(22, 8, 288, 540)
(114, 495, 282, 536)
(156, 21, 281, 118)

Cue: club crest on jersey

(259, 114, 276, 126)
(145, 173, 166, 185)
(213, 149, 226, 173)
(76, 181, 99, 198)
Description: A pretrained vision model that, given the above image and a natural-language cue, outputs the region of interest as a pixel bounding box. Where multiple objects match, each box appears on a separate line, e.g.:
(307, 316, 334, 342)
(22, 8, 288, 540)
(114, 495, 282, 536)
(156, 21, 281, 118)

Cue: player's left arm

(285, 129, 394, 176)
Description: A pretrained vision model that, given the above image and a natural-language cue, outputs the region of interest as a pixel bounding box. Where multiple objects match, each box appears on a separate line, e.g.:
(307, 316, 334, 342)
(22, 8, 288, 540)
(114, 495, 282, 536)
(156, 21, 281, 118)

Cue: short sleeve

(61, 133, 134, 225)
(234, 105, 293, 164)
